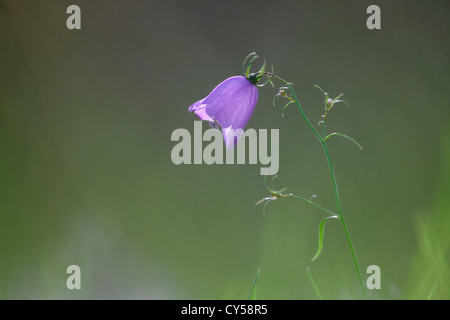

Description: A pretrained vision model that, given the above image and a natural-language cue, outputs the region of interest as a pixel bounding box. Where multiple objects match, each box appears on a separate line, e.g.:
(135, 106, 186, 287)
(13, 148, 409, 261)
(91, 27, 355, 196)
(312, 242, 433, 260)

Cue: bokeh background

(1, 0, 449, 299)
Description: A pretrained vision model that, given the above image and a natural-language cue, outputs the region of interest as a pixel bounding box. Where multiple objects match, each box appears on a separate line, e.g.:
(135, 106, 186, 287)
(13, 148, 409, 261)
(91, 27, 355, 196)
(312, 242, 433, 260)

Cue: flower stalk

(261, 70, 368, 299)
(189, 53, 367, 299)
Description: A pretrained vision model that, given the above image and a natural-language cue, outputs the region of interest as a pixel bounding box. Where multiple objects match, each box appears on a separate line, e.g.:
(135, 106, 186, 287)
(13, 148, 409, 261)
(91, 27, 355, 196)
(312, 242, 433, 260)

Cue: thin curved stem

(264, 71, 367, 299)
(286, 194, 337, 217)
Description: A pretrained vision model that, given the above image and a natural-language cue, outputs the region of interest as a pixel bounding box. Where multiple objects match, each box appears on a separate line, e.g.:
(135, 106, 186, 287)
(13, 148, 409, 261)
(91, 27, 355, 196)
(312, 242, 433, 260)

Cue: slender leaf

(245, 55, 259, 77)
(258, 59, 267, 75)
(248, 269, 261, 300)
(314, 84, 327, 96)
(324, 132, 363, 150)
(427, 284, 438, 300)
(306, 267, 324, 300)
(311, 216, 338, 262)
(282, 100, 295, 116)
(242, 52, 256, 76)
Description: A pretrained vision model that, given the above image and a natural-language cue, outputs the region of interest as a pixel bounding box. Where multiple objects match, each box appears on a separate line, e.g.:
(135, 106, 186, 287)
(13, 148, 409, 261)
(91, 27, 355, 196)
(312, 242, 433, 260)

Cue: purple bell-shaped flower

(189, 53, 269, 149)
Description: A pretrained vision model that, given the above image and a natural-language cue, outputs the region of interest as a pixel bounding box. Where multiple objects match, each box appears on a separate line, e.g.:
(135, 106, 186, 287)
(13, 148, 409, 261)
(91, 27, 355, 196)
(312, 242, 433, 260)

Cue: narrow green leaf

(263, 175, 276, 194)
(427, 284, 438, 300)
(311, 216, 338, 262)
(306, 267, 324, 300)
(324, 132, 363, 150)
(331, 93, 345, 104)
(256, 62, 272, 87)
(242, 52, 256, 76)
(272, 94, 279, 107)
(258, 59, 267, 75)
(248, 269, 261, 300)
(245, 55, 259, 78)
(281, 100, 295, 116)
(314, 84, 326, 96)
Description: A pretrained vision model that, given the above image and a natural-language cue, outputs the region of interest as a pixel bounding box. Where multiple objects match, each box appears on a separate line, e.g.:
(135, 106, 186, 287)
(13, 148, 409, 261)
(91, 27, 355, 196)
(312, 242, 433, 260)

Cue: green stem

(287, 194, 337, 216)
(306, 267, 324, 300)
(321, 137, 367, 300)
(264, 72, 367, 299)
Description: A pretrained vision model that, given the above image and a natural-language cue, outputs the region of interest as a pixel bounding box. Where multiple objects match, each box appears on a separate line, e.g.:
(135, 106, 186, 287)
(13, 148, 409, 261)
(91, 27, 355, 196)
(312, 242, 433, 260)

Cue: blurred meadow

(0, 0, 449, 299)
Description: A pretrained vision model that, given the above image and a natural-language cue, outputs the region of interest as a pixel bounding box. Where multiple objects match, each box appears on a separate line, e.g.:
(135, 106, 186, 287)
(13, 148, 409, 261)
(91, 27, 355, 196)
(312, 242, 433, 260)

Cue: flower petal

(189, 76, 258, 149)
(189, 100, 213, 122)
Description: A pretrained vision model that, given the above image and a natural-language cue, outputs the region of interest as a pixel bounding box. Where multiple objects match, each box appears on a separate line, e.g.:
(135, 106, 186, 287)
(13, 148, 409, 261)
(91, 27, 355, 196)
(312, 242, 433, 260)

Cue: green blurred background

(1, 0, 449, 299)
